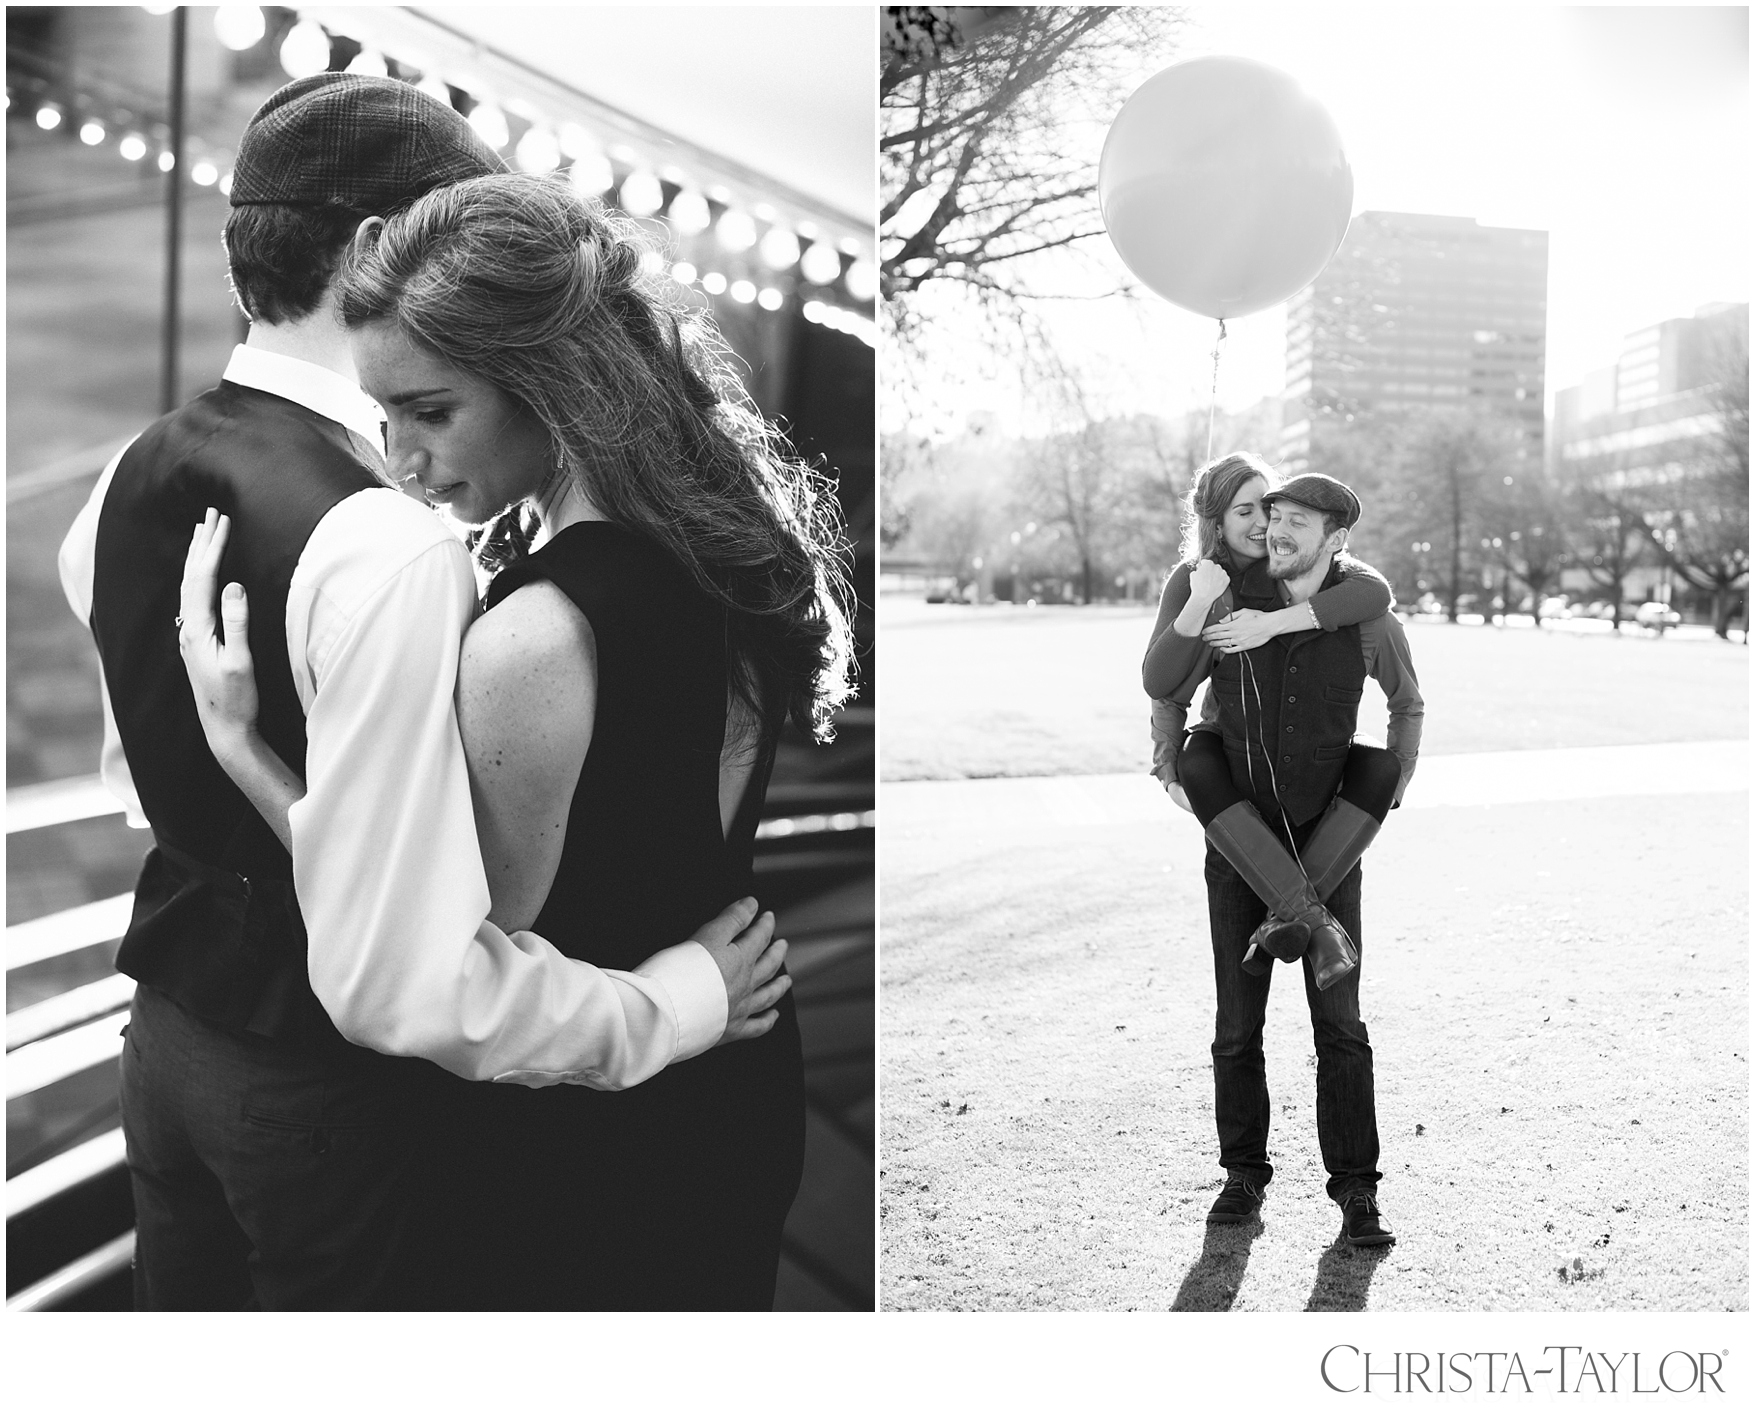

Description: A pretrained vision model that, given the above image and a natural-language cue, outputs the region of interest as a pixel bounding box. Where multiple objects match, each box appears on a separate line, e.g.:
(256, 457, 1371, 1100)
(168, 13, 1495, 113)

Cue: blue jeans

(1205, 830, 1381, 1202)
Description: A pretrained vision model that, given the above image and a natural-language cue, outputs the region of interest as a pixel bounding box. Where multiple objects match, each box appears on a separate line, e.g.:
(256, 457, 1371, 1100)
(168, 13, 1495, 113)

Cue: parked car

(1537, 596, 1572, 619)
(1634, 601, 1682, 630)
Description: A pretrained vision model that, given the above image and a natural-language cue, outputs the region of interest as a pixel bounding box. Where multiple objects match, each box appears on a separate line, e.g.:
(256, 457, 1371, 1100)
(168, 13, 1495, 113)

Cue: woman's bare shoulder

(460, 578, 597, 732)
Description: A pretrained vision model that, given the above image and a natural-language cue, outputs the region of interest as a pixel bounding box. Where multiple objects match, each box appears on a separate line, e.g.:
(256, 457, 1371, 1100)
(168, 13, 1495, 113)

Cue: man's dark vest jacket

(1207, 557, 1367, 827)
(91, 381, 378, 1050)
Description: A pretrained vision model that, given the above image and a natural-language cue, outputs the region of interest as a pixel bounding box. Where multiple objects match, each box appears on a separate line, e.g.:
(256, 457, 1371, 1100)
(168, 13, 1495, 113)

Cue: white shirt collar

(223, 344, 385, 452)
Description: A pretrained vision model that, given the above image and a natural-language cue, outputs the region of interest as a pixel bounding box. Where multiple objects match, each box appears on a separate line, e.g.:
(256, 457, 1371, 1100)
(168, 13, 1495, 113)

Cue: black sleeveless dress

(440, 521, 805, 1310)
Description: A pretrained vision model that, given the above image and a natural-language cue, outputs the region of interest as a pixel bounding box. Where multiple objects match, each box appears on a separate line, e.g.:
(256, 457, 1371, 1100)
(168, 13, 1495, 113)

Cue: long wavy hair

(332, 172, 854, 742)
(1177, 451, 1277, 569)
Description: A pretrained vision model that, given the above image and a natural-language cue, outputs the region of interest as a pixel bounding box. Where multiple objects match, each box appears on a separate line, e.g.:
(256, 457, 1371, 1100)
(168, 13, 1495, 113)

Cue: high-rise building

(1550, 302, 1747, 485)
(1279, 212, 1548, 471)
(1601, 302, 1748, 414)
(1549, 302, 1747, 606)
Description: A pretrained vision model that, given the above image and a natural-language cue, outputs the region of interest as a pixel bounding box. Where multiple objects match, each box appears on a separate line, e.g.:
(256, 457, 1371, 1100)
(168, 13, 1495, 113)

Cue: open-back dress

(441, 520, 806, 1311)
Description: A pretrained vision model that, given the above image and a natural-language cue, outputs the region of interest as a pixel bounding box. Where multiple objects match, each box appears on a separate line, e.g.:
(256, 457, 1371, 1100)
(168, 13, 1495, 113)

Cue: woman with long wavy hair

(179, 172, 854, 1309)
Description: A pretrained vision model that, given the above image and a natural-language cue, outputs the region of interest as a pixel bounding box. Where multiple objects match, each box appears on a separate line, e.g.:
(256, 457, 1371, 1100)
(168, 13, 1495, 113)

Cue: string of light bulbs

(11, 4, 876, 347)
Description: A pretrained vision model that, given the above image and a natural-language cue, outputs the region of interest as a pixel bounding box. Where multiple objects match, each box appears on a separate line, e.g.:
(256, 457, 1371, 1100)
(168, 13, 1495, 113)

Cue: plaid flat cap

(229, 73, 507, 213)
(1260, 472, 1362, 529)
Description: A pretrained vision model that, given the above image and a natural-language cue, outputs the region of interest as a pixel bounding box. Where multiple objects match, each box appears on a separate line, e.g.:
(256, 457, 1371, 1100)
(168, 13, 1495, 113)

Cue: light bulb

(845, 259, 878, 302)
(716, 209, 757, 252)
(278, 19, 331, 78)
(514, 127, 560, 173)
(618, 169, 663, 217)
(799, 241, 841, 286)
(557, 122, 595, 160)
(667, 189, 710, 235)
(758, 226, 800, 270)
(569, 150, 614, 196)
(466, 101, 508, 150)
(213, 5, 266, 52)
(345, 48, 388, 78)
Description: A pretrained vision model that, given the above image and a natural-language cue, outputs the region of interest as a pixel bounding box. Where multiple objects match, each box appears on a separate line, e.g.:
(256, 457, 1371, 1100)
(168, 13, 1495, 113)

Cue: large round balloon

(1100, 55, 1354, 320)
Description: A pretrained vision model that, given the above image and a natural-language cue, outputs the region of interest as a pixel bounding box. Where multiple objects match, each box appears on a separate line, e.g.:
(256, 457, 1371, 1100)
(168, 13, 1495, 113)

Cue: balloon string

(1206, 318, 1228, 462)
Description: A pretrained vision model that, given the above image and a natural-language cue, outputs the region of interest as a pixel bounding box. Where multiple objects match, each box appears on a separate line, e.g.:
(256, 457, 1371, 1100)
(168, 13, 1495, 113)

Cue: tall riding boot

(1205, 801, 1358, 990)
(1248, 798, 1378, 987)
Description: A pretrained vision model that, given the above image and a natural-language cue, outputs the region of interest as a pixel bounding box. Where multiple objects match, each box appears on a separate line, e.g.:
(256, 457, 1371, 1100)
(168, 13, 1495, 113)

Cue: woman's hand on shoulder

(459, 579, 597, 933)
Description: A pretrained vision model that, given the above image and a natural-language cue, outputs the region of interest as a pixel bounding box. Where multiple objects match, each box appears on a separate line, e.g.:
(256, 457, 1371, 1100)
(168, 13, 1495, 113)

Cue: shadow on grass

(1168, 1216, 1265, 1311)
(1304, 1231, 1392, 1311)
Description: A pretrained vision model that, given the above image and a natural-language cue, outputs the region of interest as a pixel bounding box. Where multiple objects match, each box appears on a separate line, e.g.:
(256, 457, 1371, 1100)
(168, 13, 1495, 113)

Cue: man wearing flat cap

(59, 74, 778, 1309)
(1158, 471, 1423, 1247)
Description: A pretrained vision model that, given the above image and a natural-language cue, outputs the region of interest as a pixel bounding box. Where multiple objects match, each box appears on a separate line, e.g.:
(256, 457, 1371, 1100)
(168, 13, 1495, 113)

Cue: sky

(897, 4, 1750, 437)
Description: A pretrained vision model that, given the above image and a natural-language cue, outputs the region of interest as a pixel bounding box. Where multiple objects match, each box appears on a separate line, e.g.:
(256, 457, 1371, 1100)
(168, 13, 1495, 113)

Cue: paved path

(884, 739, 1749, 829)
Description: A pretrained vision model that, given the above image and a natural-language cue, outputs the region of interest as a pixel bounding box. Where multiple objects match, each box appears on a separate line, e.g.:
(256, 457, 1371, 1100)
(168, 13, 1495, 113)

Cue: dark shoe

(1339, 1189, 1395, 1246)
(1308, 923, 1360, 991)
(1207, 1171, 1265, 1224)
(1248, 913, 1310, 963)
(1240, 942, 1276, 977)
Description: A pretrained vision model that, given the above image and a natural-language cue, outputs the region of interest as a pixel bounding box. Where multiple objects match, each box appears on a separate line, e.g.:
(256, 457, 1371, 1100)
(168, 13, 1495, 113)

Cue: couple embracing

(1146, 453, 1425, 1248)
(59, 74, 853, 1310)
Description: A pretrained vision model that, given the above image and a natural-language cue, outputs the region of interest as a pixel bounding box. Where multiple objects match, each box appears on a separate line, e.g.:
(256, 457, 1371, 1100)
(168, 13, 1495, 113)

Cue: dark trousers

(120, 981, 447, 1309)
(1203, 821, 1382, 1202)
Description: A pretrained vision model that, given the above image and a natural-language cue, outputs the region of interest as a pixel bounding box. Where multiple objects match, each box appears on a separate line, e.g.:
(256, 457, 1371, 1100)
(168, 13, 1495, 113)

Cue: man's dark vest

(91, 381, 378, 1048)
(1207, 558, 1367, 827)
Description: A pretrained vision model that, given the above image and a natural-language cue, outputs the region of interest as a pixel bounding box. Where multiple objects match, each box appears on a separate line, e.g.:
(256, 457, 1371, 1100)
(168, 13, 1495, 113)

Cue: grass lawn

(879, 596, 1749, 781)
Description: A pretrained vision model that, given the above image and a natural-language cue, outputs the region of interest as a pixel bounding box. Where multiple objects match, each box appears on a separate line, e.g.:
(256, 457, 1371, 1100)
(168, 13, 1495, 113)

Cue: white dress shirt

(58, 344, 728, 1087)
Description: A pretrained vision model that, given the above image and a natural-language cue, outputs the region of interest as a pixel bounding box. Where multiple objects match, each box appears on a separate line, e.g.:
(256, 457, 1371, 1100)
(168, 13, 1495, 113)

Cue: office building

(1549, 302, 1747, 605)
(1550, 302, 1746, 494)
(1280, 212, 1548, 470)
